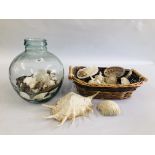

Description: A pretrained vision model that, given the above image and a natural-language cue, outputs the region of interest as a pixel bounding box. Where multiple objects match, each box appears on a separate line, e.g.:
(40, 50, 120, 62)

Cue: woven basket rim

(69, 66, 148, 88)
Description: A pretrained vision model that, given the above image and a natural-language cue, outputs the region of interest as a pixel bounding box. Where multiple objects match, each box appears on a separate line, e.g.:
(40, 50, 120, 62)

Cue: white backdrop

(0, 19, 155, 134)
(0, 19, 155, 65)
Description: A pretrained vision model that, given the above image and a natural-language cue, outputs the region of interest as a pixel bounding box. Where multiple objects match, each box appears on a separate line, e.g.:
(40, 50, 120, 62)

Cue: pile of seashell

(16, 69, 58, 101)
(77, 66, 132, 85)
(43, 91, 121, 126)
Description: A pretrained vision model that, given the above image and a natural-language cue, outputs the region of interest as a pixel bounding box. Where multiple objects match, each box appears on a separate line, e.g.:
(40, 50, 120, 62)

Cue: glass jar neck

(24, 38, 47, 52)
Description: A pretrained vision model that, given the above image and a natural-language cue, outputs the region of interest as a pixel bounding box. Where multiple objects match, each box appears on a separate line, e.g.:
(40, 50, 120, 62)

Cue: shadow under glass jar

(9, 38, 64, 103)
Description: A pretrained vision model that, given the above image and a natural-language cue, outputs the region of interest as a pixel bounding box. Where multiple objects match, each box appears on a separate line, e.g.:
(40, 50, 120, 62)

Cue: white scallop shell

(77, 66, 98, 79)
(43, 92, 99, 126)
(121, 77, 130, 85)
(97, 100, 121, 116)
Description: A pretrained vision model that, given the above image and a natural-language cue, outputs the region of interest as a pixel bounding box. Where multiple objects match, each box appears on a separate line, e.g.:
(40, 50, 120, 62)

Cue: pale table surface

(0, 59, 155, 135)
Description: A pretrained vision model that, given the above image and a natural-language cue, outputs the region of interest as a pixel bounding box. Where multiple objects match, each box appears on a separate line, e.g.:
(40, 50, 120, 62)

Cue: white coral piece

(88, 76, 101, 84)
(43, 92, 98, 126)
(88, 72, 106, 85)
(97, 100, 121, 116)
(23, 76, 37, 89)
(34, 69, 51, 84)
(94, 72, 104, 82)
(23, 70, 57, 90)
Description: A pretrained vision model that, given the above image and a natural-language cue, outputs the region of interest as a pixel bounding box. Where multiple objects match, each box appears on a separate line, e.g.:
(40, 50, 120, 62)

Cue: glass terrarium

(9, 38, 64, 103)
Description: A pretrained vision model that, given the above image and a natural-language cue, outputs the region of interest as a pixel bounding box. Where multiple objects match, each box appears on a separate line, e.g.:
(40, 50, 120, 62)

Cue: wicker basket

(68, 66, 147, 99)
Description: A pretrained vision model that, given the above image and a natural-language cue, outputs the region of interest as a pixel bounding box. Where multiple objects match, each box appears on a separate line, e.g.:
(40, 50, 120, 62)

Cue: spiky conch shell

(43, 92, 99, 126)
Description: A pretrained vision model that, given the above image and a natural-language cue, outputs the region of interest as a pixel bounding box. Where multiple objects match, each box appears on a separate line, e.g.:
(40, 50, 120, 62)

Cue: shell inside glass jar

(16, 69, 60, 102)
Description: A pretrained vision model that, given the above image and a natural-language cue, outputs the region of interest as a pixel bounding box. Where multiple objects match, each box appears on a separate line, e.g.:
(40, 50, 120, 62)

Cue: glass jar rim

(24, 38, 47, 46)
(24, 38, 46, 42)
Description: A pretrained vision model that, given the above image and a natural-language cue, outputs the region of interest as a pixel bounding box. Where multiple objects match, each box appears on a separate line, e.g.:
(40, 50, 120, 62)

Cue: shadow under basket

(68, 66, 148, 99)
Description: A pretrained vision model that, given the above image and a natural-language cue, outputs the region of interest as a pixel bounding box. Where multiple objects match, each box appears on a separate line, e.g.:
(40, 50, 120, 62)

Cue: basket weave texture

(68, 66, 147, 99)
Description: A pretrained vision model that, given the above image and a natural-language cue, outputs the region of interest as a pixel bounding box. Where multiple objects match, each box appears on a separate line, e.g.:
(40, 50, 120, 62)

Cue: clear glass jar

(9, 38, 64, 103)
